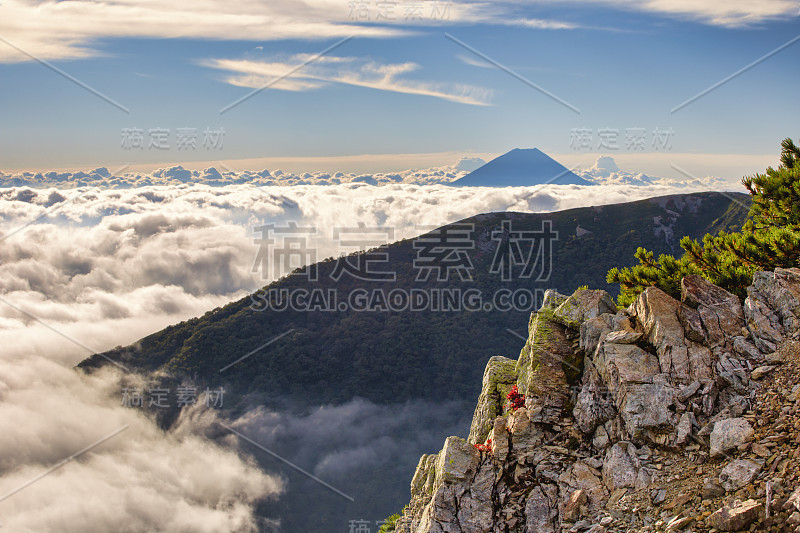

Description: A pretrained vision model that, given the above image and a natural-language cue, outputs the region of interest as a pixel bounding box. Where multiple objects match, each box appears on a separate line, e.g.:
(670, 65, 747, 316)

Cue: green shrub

(608, 137, 800, 306)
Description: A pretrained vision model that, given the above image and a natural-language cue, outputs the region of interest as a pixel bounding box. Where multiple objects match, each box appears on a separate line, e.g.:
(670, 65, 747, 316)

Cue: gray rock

(675, 411, 695, 446)
(507, 407, 544, 456)
(457, 461, 494, 533)
(616, 380, 677, 442)
(594, 343, 660, 392)
(467, 356, 517, 444)
(633, 287, 691, 380)
(733, 336, 762, 360)
(573, 359, 616, 435)
(541, 289, 568, 311)
(435, 436, 480, 484)
(524, 484, 558, 533)
(687, 342, 714, 381)
(410, 454, 437, 499)
(681, 275, 745, 349)
(719, 459, 761, 491)
(710, 417, 754, 458)
(604, 329, 642, 344)
(678, 303, 705, 342)
(516, 309, 575, 424)
(750, 365, 776, 380)
(677, 380, 701, 402)
(744, 293, 782, 353)
(702, 480, 726, 499)
(580, 315, 613, 355)
(708, 499, 762, 531)
(593, 342, 677, 442)
(602, 442, 649, 491)
(554, 289, 617, 329)
(755, 268, 800, 333)
(745, 268, 800, 351)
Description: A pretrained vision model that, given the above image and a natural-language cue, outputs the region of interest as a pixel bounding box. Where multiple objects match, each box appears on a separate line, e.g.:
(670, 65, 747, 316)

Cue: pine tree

(608, 137, 800, 305)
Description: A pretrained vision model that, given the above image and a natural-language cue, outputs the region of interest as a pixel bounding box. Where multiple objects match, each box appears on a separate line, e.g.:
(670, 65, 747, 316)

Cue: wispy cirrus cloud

(550, 0, 798, 27)
(0, 0, 792, 65)
(0, 0, 406, 63)
(203, 54, 493, 106)
(0, 0, 578, 64)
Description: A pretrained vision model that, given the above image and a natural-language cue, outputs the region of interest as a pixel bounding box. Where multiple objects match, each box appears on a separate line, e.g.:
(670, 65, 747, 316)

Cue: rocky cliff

(394, 268, 800, 533)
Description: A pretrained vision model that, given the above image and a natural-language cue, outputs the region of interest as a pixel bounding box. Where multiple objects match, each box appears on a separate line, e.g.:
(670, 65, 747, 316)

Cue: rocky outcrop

(395, 269, 800, 533)
(515, 291, 583, 425)
(468, 356, 518, 444)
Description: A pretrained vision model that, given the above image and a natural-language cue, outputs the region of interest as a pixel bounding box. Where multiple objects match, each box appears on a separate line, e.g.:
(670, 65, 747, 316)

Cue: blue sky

(0, 0, 798, 178)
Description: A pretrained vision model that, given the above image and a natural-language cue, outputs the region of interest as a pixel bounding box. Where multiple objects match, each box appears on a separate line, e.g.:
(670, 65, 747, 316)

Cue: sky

(0, 0, 798, 180)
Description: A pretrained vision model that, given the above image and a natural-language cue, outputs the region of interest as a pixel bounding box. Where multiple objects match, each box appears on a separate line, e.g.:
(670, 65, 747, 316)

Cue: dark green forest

(81, 191, 748, 410)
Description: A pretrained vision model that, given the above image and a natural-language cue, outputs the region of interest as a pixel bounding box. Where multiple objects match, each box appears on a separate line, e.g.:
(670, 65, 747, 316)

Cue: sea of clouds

(0, 155, 733, 189)
(0, 162, 743, 530)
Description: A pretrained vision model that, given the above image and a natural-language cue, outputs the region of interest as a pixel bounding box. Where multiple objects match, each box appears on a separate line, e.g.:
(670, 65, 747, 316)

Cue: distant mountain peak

(451, 148, 593, 187)
(591, 155, 619, 173)
(454, 157, 486, 173)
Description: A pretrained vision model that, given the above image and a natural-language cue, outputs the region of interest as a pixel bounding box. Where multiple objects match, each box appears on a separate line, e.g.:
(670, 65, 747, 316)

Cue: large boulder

(719, 459, 761, 492)
(709, 417, 754, 458)
(633, 287, 691, 381)
(592, 342, 678, 443)
(553, 289, 617, 329)
(594, 343, 660, 393)
(400, 437, 488, 533)
(524, 484, 559, 533)
(602, 442, 651, 490)
(616, 378, 678, 443)
(745, 268, 800, 351)
(681, 275, 745, 349)
(435, 436, 481, 485)
(467, 356, 517, 444)
(708, 499, 762, 531)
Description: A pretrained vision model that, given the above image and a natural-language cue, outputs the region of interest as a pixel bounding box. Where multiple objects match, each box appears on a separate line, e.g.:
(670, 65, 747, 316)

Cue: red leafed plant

(505, 385, 525, 412)
(474, 438, 492, 452)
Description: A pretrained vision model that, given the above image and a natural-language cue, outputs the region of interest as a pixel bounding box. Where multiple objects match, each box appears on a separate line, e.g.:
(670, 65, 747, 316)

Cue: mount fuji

(451, 148, 593, 187)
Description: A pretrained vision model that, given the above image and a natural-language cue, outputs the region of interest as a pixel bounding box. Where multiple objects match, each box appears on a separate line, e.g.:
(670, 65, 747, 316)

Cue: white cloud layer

(0, 166, 742, 364)
(0, 155, 738, 189)
(0, 358, 282, 532)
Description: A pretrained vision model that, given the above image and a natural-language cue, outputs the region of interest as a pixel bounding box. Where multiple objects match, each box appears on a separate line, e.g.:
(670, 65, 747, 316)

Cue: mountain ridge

(79, 191, 750, 410)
